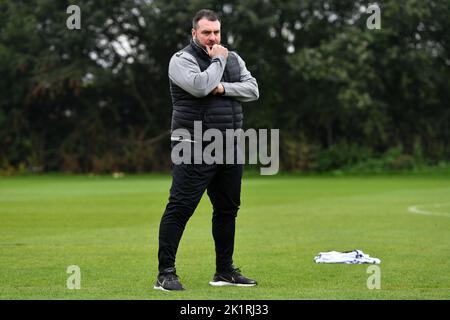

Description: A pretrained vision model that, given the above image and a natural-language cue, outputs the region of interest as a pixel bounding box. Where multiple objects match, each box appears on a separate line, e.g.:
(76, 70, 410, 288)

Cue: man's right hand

(206, 44, 228, 59)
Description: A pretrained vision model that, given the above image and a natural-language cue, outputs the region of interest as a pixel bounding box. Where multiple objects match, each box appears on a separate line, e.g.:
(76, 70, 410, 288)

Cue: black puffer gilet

(169, 40, 243, 134)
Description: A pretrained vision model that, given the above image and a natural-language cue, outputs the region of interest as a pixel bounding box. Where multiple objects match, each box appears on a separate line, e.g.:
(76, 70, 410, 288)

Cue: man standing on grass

(154, 9, 259, 291)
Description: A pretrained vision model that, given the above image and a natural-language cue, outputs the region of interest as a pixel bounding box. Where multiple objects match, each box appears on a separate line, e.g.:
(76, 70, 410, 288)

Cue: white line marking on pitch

(408, 203, 450, 218)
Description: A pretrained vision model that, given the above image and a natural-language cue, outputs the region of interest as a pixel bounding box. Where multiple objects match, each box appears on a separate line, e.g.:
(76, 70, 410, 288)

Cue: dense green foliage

(1, 1, 449, 173)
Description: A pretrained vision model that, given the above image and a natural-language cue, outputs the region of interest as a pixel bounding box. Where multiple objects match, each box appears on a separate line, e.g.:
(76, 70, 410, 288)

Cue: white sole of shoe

(153, 285, 170, 292)
(209, 281, 256, 287)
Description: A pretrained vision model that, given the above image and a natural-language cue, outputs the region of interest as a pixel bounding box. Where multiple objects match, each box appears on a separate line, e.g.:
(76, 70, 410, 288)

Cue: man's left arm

(220, 52, 259, 102)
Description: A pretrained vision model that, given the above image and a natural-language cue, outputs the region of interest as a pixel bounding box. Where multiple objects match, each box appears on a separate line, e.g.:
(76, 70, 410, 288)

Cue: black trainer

(209, 266, 257, 287)
(154, 267, 185, 291)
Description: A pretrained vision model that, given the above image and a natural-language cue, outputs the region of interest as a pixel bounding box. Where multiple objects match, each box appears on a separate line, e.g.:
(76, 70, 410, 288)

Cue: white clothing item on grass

(314, 249, 381, 264)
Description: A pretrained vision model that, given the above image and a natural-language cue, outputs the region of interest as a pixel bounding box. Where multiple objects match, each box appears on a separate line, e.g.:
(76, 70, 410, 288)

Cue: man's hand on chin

(206, 44, 228, 59)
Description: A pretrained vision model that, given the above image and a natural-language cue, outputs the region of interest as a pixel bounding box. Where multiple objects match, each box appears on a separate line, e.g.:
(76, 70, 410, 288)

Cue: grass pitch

(0, 173, 449, 299)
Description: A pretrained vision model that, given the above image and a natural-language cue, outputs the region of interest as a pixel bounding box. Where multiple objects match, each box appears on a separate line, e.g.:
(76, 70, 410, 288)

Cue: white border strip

(408, 203, 450, 218)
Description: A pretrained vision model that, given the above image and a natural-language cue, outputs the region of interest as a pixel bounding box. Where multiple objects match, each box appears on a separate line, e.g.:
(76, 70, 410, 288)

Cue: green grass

(1, 174, 450, 299)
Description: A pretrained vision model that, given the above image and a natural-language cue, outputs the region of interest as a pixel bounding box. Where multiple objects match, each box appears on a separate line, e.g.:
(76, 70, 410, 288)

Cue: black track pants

(158, 160, 243, 273)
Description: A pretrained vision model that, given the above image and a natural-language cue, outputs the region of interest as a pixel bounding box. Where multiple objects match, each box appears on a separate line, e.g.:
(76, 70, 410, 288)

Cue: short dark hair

(192, 9, 221, 29)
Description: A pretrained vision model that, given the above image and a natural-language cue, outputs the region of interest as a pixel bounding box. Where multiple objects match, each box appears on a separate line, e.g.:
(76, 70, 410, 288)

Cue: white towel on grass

(314, 249, 381, 264)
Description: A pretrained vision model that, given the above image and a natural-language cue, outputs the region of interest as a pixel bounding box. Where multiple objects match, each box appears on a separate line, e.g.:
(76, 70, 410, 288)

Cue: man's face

(192, 18, 221, 50)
